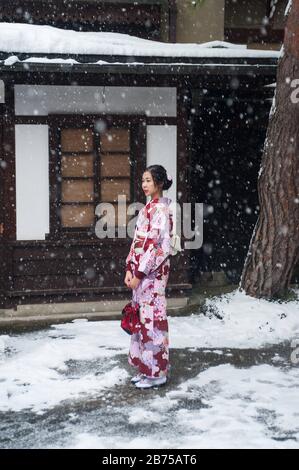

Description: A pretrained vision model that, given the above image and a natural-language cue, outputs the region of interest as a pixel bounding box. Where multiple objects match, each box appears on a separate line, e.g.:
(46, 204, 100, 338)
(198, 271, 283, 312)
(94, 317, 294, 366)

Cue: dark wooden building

(0, 3, 288, 318)
(0, 0, 177, 41)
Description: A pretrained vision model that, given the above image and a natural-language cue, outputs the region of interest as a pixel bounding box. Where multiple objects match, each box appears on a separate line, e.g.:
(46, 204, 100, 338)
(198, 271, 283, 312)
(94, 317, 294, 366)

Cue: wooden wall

(0, 72, 192, 309)
(0, 0, 164, 40)
(4, 239, 188, 308)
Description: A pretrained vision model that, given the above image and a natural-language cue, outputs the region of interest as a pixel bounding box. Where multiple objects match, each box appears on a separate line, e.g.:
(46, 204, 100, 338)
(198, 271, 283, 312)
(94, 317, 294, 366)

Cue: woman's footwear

(130, 373, 144, 384)
(135, 376, 167, 389)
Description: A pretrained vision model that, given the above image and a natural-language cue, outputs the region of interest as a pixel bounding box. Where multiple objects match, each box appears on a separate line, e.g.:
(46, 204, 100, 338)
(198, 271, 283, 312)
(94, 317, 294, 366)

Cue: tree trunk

(240, 0, 299, 298)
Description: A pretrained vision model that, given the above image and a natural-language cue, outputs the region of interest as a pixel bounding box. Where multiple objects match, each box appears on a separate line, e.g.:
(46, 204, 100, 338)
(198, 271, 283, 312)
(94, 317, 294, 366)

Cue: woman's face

(142, 171, 161, 198)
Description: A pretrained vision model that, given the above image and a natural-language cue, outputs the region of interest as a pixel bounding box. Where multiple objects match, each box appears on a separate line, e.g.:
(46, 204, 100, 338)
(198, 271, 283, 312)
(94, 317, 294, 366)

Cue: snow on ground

(167, 363, 299, 448)
(174, 288, 299, 349)
(0, 289, 298, 414)
(0, 319, 130, 412)
(0, 289, 298, 448)
(67, 363, 299, 449)
(0, 22, 280, 60)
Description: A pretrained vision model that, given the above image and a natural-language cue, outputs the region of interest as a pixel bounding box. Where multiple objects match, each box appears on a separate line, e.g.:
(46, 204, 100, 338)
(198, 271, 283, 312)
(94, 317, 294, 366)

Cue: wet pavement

(0, 342, 297, 449)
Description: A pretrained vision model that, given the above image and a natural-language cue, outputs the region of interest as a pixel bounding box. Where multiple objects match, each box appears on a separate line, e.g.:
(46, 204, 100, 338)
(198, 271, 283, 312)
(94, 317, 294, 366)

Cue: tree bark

(240, 0, 299, 298)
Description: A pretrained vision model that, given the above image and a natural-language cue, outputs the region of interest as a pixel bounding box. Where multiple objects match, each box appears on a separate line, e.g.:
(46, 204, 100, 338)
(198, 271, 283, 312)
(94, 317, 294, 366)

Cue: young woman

(124, 164, 173, 389)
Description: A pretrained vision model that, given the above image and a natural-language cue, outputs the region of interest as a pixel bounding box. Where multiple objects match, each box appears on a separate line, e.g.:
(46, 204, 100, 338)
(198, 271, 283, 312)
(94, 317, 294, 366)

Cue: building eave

(0, 55, 278, 76)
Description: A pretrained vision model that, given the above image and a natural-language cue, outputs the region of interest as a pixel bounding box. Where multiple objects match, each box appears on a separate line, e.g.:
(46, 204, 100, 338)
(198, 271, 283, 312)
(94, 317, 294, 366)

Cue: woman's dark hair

(145, 165, 173, 191)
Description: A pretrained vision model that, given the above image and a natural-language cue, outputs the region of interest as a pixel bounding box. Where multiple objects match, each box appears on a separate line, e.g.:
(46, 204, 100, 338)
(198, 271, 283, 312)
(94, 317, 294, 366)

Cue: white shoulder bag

(170, 233, 182, 256)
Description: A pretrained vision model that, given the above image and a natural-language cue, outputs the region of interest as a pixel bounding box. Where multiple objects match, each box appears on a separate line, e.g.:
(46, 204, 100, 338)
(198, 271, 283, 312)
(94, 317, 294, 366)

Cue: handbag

(121, 301, 140, 335)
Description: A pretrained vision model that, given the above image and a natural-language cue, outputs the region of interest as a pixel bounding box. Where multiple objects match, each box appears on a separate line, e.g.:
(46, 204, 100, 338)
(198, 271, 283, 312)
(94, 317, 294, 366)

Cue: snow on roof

(0, 22, 280, 63)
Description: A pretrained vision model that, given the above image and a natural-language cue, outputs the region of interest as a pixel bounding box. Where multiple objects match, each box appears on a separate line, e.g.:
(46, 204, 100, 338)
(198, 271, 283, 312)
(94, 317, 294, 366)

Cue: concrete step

(0, 297, 189, 331)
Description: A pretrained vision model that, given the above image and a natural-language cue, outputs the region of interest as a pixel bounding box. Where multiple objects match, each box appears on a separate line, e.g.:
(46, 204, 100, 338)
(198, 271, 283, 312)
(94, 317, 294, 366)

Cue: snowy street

(1, 290, 298, 449)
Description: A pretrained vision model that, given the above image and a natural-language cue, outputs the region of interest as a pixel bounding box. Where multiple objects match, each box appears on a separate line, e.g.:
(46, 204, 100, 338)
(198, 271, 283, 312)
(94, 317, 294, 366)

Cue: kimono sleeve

(136, 204, 171, 278)
(125, 240, 134, 273)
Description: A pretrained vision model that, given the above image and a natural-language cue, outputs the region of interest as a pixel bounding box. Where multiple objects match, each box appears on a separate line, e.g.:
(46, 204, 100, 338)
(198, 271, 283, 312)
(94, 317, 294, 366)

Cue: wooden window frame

(47, 113, 147, 240)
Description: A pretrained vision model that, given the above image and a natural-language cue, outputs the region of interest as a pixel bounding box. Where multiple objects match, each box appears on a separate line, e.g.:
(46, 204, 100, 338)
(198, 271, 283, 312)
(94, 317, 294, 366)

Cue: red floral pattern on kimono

(125, 196, 173, 378)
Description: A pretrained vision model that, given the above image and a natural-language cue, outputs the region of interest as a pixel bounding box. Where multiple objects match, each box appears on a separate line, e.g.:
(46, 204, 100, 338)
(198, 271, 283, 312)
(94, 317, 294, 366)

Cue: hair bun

(145, 164, 173, 191)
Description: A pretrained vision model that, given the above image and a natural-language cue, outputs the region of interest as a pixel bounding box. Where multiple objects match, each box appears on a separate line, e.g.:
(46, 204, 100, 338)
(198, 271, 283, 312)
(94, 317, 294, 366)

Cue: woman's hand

(129, 276, 141, 290)
(124, 270, 133, 287)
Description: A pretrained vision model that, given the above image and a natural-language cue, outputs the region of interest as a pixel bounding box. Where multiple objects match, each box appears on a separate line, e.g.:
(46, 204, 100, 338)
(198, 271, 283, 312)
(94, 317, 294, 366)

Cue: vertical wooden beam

(48, 115, 60, 239)
(177, 83, 192, 204)
(168, 0, 177, 42)
(176, 82, 192, 283)
(0, 102, 4, 238)
(0, 100, 5, 308)
(0, 79, 16, 307)
(2, 81, 16, 241)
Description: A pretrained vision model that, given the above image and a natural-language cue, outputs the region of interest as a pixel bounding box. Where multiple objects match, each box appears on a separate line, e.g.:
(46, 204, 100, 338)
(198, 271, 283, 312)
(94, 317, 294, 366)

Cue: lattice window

(58, 125, 133, 230)
(60, 127, 95, 228)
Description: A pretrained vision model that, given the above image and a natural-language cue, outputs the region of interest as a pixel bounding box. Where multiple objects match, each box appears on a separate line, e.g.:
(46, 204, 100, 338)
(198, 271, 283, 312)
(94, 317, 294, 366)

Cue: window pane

(100, 128, 130, 152)
(62, 180, 94, 203)
(61, 153, 94, 177)
(61, 128, 93, 152)
(99, 202, 131, 228)
(101, 178, 130, 202)
(100, 153, 130, 178)
(61, 204, 94, 227)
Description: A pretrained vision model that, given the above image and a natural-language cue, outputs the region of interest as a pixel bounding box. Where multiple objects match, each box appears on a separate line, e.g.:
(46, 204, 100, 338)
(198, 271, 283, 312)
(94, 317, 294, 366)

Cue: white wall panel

(15, 125, 49, 240)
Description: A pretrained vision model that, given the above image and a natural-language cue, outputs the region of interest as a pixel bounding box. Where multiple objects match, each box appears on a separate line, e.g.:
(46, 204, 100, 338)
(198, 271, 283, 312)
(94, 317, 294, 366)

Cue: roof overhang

(0, 55, 278, 76)
(0, 23, 279, 77)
